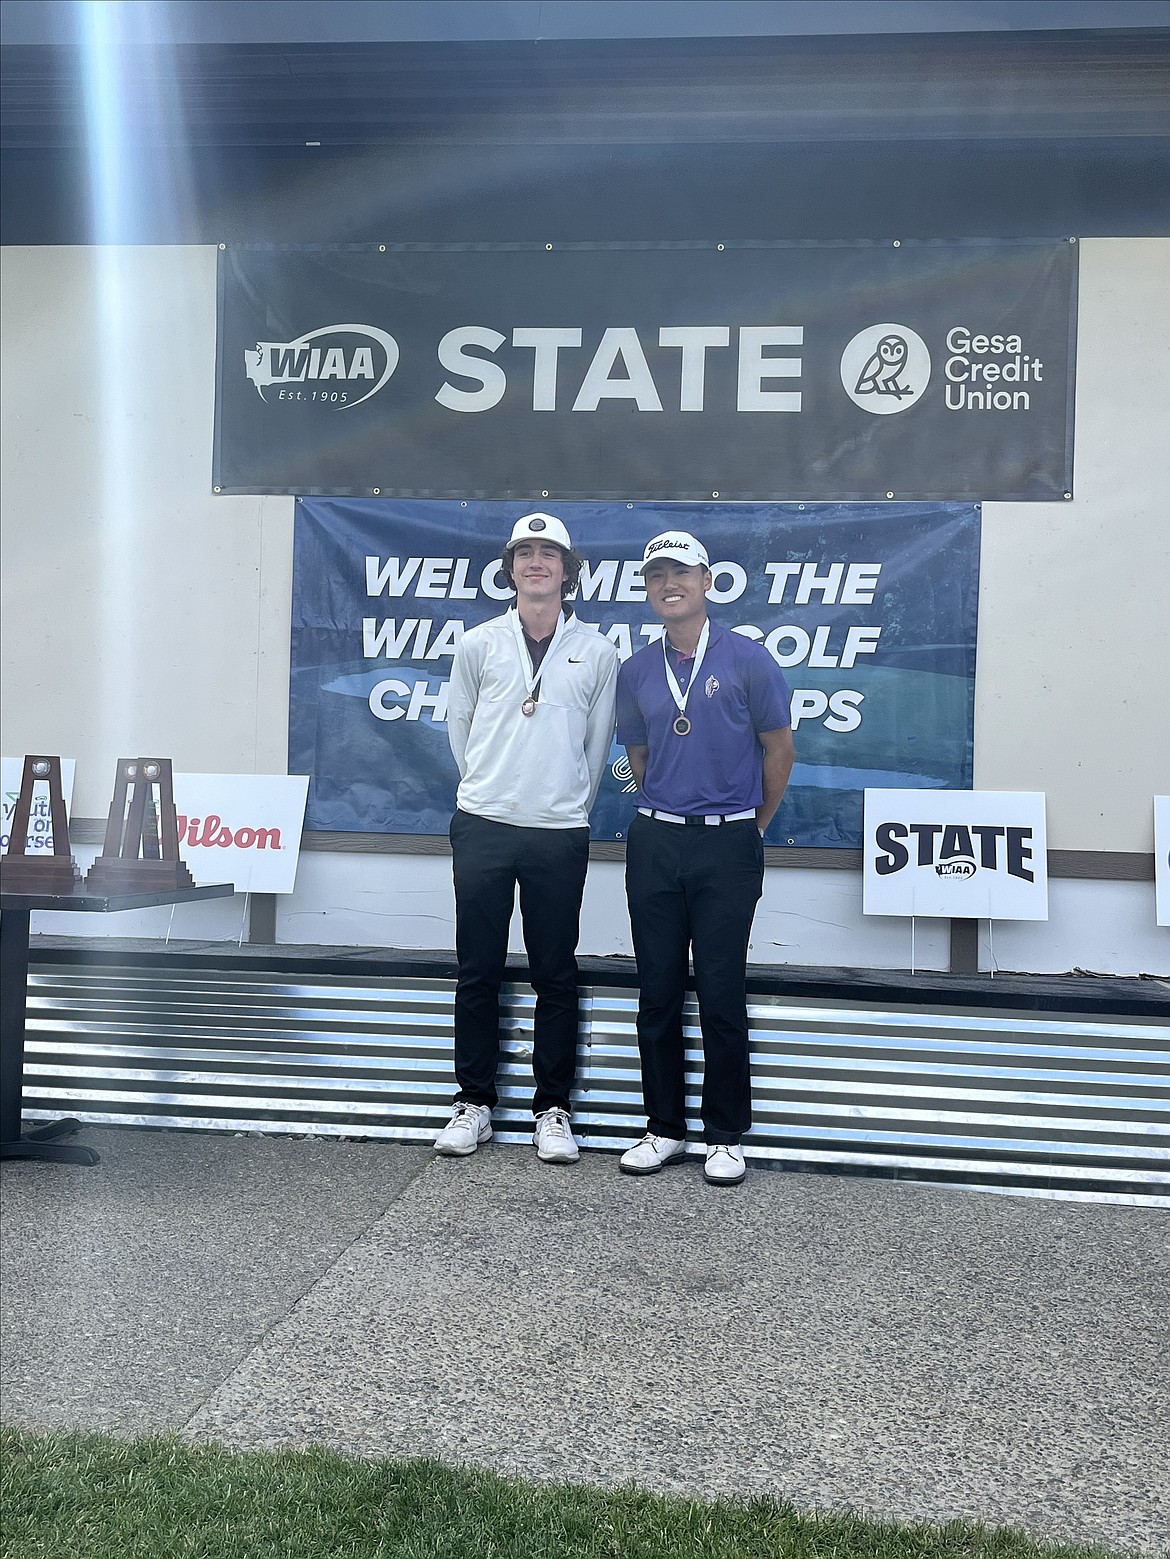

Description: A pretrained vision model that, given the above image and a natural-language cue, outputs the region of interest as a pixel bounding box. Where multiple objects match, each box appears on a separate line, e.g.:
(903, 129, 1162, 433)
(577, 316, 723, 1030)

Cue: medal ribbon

(509, 606, 570, 704)
(662, 619, 710, 724)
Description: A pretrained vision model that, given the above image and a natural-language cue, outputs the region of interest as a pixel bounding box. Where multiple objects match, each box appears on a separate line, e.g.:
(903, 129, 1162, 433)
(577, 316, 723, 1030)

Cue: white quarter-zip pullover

(447, 608, 620, 828)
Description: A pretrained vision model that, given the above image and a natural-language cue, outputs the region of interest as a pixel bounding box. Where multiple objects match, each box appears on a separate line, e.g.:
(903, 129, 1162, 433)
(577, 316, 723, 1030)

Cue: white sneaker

(619, 1133, 687, 1176)
(434, 1102, 492, 1156)
(704, 1144, 746, 1185)
(533, 1108, 580, 1164)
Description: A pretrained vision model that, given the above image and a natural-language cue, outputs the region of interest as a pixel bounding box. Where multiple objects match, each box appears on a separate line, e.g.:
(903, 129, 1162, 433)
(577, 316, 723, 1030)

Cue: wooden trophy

(85, 757, 195, 893)
(0, 755, 81, 892)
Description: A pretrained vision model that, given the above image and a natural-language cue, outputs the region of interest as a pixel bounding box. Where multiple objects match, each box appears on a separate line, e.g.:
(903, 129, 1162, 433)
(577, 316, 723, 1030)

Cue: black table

(1, 884, 234, 1164)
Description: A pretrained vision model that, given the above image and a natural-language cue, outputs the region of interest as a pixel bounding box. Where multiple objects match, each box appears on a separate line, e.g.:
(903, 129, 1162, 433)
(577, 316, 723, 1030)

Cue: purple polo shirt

(616, 620, 792, 815)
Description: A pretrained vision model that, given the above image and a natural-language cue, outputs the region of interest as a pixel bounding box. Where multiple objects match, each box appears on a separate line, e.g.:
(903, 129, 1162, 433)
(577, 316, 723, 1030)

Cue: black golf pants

(450, 809, 589, 1116)
(625, 812, 764, 1145)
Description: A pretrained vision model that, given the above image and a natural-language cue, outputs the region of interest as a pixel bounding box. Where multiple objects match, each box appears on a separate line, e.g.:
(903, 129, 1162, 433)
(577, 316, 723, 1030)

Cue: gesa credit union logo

(840, 323, 932, 414)
(244, 323, 399, 408)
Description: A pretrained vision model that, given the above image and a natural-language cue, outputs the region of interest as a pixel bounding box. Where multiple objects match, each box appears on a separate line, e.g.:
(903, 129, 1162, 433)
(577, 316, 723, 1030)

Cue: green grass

(0, 1428, 1124, 1559)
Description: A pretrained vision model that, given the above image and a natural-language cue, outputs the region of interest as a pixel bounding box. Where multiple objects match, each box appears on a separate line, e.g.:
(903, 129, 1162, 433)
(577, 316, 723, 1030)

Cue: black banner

(215, 240, 1077, 502)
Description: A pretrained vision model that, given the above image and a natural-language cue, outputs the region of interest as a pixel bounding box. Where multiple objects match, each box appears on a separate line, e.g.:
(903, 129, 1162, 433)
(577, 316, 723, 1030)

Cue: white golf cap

(638, 531, 710, 570)
(506, 512, 573, 552)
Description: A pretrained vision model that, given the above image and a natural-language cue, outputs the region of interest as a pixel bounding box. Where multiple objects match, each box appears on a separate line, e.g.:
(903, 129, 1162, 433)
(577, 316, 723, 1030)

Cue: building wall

(2, 240, 1167, 972)
(974, 238, 1170, 852)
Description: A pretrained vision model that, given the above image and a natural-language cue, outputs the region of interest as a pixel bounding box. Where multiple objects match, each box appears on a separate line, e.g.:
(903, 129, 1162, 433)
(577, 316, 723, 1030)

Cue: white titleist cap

(507, 512, 573, 552)
(638, 531, 710, 570)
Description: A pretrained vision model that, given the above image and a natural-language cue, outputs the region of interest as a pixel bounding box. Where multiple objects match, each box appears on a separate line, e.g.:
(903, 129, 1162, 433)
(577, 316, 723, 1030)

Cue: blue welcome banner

(290, 500, 979, 848)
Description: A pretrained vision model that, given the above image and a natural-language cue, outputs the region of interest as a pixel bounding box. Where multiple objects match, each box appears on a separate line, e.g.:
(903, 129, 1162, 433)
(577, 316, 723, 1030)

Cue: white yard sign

(1, 757, 76, 855)
(863, 789, 1048, 920)
(1155, 797, 1170, 928)
(172, 774, 310, 894)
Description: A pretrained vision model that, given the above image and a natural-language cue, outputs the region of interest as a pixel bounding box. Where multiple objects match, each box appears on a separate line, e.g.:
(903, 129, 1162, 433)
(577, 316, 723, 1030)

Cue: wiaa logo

(244, 323, 399, 408)
(936, 855, 977, 879)
(840, 323, 931, 415)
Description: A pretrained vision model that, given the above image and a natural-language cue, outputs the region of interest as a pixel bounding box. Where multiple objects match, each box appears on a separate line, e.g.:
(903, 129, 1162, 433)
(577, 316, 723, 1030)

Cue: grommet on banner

(218, 243, 225, 251)
(717, 244, 725, 252)
(541, 490, 549, 497)
(712, 491, 720, 498)
(1069, 236, 1078, 244)
(545, 244, 553, 251)
(886, 491, 895, 499)
(893, 240, 901, 248)
(1064, 492, 1073, 500)
(213, 486, 221, 493)
(372, 488, 380, 495)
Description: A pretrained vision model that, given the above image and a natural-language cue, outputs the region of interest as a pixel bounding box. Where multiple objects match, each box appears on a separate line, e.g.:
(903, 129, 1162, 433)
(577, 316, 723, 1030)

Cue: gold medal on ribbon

(510, 607, 567, 723)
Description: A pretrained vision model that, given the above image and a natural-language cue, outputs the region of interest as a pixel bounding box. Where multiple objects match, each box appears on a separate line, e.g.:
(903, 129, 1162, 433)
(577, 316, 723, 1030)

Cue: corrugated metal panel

(21, 963, 1170, 1204)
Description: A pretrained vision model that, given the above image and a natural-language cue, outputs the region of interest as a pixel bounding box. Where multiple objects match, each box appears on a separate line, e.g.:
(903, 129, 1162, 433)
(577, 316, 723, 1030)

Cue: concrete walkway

(2, 1127, 1166, 1553)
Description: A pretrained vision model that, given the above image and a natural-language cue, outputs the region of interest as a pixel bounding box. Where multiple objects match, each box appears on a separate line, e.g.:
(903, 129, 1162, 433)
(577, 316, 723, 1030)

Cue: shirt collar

(665, 617, 720, 657)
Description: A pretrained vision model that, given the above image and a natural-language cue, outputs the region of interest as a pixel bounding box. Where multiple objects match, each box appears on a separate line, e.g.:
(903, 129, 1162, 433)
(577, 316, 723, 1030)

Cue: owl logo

(841, 324, 931, 415)
(705, 676, 720, 698)
(854, 334, 911, 400)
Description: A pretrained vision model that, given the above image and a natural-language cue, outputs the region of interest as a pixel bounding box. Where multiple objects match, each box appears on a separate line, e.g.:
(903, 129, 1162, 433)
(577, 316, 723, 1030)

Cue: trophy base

(0, 855, 82, 893)
(85, 859, 196, 893)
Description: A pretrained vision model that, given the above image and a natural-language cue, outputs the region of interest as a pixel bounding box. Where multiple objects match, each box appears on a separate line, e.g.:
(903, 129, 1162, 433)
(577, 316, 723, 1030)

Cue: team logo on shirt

(705, 676, 720, 698)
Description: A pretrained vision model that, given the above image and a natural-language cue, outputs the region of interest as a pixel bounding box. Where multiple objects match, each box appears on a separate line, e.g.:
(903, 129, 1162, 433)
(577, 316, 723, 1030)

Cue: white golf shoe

(533, 1108, 580, 1164)
(434, 1102, 493, 1156)
(704, 1144, 746, 1185)
(619, 1133, 687, 1176)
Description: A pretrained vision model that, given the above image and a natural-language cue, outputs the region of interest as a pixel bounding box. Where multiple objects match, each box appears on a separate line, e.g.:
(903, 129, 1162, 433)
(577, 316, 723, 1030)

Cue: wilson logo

(244, 323, 399, 408)
(177, 815, 282, 850)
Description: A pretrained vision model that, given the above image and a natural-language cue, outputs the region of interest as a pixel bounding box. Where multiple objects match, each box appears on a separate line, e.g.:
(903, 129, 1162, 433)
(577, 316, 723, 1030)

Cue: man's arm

(756, 726, 794, 833)
(446, 636, 481, 778)
(625, 744, 649, 791)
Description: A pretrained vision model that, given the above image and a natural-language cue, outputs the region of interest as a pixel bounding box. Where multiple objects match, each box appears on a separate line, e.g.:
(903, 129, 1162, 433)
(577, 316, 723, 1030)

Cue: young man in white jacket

(436, 513, 619, 1164)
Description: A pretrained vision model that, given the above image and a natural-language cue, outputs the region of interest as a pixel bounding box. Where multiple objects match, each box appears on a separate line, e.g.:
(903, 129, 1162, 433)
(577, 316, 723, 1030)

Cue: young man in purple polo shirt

(616, 531, 794, 1186)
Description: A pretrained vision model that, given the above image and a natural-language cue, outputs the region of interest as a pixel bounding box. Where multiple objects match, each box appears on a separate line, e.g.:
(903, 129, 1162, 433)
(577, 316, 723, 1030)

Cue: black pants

(625, 813, 764, 1145)
(450, 809, 590, 1116)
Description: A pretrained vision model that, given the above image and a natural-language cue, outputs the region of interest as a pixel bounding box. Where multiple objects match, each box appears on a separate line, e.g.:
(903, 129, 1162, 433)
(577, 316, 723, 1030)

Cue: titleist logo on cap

(641, 532, 709, 567)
